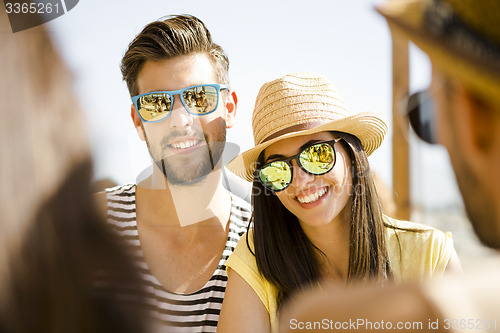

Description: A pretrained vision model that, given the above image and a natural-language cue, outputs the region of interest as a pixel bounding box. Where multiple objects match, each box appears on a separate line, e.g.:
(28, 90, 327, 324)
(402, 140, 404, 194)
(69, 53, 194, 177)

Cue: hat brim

(227, 112, 387, 182)
(376, 0, 500, 106)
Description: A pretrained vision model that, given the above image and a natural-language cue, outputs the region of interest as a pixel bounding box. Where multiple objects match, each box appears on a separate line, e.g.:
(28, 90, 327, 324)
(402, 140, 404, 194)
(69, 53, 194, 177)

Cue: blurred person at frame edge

(280, 0, 500, 332)
(0, 6, 148, 333)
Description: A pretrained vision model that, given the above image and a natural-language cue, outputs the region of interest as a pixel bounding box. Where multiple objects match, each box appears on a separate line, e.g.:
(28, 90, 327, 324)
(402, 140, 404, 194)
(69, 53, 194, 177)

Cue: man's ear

(131, 104, 146, 141)
(224, 90, 238, 129)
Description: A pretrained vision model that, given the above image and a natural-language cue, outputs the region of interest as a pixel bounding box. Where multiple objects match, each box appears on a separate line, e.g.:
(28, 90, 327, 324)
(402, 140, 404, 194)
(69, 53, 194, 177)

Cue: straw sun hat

(227, 72, 388, 182)
(377, 0, 500, 106)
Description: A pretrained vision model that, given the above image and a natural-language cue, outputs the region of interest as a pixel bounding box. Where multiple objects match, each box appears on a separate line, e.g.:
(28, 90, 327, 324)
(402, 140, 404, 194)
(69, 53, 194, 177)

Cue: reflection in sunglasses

(261, 163, 289, 182)
(132, 84, 227, 123)
(258, 140, 339, 191)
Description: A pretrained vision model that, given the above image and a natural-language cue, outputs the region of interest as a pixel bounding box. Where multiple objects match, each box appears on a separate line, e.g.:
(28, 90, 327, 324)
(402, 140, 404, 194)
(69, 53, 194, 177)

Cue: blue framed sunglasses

(131, 83, 228, 123)
(257, 138, 341, 192)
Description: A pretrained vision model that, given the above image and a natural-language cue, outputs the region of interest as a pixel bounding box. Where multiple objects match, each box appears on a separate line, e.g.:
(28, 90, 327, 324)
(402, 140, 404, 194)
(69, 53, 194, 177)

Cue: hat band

(260, 121, 328, 144)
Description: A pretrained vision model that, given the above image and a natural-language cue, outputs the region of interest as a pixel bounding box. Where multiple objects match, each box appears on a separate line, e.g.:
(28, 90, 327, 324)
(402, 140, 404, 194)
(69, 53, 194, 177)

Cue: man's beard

(145, 120, 226, 186)
(450, 149, 500, 249)
(444, 99, 500, 249)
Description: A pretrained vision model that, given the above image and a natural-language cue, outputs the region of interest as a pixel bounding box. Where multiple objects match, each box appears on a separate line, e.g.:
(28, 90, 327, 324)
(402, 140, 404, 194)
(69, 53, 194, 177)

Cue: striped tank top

(105, 184, 251, 332)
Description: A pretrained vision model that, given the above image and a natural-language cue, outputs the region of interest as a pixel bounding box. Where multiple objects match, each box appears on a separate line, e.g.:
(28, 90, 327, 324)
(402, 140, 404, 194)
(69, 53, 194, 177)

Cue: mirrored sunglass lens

(407, 91, 437, 144)
(183, 85, 219, 114)
(299, 143, 335, 174)
(137, 93, 171, 122)
(259, 161, 292, 191)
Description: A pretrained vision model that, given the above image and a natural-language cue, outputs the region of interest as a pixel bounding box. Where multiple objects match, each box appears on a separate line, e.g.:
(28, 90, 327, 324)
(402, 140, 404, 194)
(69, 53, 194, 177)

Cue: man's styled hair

(121, 14, 230, 97)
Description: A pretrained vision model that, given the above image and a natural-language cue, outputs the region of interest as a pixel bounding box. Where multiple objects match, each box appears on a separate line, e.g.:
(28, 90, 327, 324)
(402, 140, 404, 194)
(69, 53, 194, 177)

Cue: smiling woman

(217, 72, 461, 333)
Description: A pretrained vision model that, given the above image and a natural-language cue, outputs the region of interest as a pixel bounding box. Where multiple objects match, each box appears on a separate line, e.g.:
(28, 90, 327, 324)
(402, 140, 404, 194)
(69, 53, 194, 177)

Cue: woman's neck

(299, 203, 352, 281)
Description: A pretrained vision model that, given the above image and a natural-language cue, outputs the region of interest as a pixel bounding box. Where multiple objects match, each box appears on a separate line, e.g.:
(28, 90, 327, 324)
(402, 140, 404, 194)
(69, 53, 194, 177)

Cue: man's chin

(169, 174, 208, 186)
(151, 138, 225, 186)
(154, 159, 214, 186)
(454, 161, 500, 250)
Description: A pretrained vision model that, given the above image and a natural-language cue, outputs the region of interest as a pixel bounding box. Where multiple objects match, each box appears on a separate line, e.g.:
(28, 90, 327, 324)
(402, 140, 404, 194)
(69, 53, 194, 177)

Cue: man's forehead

(136, 54, 217, 94)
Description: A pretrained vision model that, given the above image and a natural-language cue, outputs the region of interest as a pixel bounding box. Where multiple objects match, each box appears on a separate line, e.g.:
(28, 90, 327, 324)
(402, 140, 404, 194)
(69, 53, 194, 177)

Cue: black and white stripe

(105, 184, 251, 333)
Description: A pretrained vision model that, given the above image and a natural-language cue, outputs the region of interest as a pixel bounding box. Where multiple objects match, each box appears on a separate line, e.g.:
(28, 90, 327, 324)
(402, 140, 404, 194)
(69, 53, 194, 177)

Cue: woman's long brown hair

(250, 132, 392, 307)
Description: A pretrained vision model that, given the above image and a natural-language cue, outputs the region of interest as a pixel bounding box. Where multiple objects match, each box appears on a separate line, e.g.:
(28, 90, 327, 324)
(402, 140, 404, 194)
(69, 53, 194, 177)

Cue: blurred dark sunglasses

(405, 90, 437, 144)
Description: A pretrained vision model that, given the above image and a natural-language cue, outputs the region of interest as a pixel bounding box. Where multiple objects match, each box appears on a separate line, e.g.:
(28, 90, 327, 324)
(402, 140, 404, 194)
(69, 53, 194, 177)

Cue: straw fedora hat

(376, 0, 500, 106)
(227, 72, 388, 182)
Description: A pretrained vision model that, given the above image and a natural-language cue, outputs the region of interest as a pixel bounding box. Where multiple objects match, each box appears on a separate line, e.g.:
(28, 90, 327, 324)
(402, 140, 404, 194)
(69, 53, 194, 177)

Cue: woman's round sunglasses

(256, 138, 341, 192)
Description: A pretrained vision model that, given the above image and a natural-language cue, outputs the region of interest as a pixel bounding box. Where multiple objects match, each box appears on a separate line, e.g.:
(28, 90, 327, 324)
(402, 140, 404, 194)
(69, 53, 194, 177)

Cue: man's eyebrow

(264, 140, 325, 164)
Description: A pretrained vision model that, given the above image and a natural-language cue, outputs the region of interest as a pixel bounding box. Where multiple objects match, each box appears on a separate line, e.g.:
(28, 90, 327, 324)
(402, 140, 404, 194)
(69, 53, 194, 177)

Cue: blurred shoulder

(384, 215, 439, 232)
(383, 214, 453, 252)
(384, 215, 455, 280)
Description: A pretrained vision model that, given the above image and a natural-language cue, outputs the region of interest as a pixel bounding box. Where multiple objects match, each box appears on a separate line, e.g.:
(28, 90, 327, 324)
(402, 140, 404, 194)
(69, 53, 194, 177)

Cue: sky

(44, 0, 463, 210)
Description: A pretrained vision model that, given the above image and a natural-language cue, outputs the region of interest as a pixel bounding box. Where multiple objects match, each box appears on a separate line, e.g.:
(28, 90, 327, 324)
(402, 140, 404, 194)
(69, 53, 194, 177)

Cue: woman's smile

(295, 186, 329, 206)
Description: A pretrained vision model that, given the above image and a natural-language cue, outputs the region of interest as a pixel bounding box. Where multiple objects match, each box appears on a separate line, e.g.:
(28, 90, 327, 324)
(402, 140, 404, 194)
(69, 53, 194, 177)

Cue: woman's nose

(291, 160, 315, 189)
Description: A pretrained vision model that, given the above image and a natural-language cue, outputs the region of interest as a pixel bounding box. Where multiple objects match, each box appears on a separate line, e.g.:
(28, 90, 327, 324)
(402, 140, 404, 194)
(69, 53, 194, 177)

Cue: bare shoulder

(445, 247, 463, 275)
(93, 191, 108, 220)
(218, 270, 271, 333)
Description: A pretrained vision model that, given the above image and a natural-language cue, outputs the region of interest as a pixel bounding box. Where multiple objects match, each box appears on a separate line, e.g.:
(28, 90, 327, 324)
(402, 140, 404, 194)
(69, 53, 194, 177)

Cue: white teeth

(171, 140, 198, 149)
(297, 187, 328, 204)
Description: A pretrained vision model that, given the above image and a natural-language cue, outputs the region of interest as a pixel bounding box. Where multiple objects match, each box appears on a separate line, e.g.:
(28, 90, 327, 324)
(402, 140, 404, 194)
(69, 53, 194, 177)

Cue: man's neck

(136, 167, 231, 229)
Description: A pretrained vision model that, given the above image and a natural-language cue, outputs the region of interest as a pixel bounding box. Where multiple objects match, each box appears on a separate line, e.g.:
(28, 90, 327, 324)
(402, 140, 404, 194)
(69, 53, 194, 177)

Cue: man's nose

(167, 95, 193, 128)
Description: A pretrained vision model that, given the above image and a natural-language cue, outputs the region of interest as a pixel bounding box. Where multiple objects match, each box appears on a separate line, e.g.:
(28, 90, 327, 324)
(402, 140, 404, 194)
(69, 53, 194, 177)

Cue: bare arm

(217, 270, 271, 333)
(445, 246, 463, 275)
(279, 282, 449, 333)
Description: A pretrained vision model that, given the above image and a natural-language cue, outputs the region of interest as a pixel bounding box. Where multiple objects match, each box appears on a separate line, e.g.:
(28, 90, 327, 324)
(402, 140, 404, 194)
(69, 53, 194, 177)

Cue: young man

(280, 0, 500, 331)
(97, 15, 251, 332)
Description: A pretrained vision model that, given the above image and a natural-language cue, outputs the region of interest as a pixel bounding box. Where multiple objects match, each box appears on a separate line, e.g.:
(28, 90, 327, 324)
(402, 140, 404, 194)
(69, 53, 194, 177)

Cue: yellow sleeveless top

(224, 216, 454, 333)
